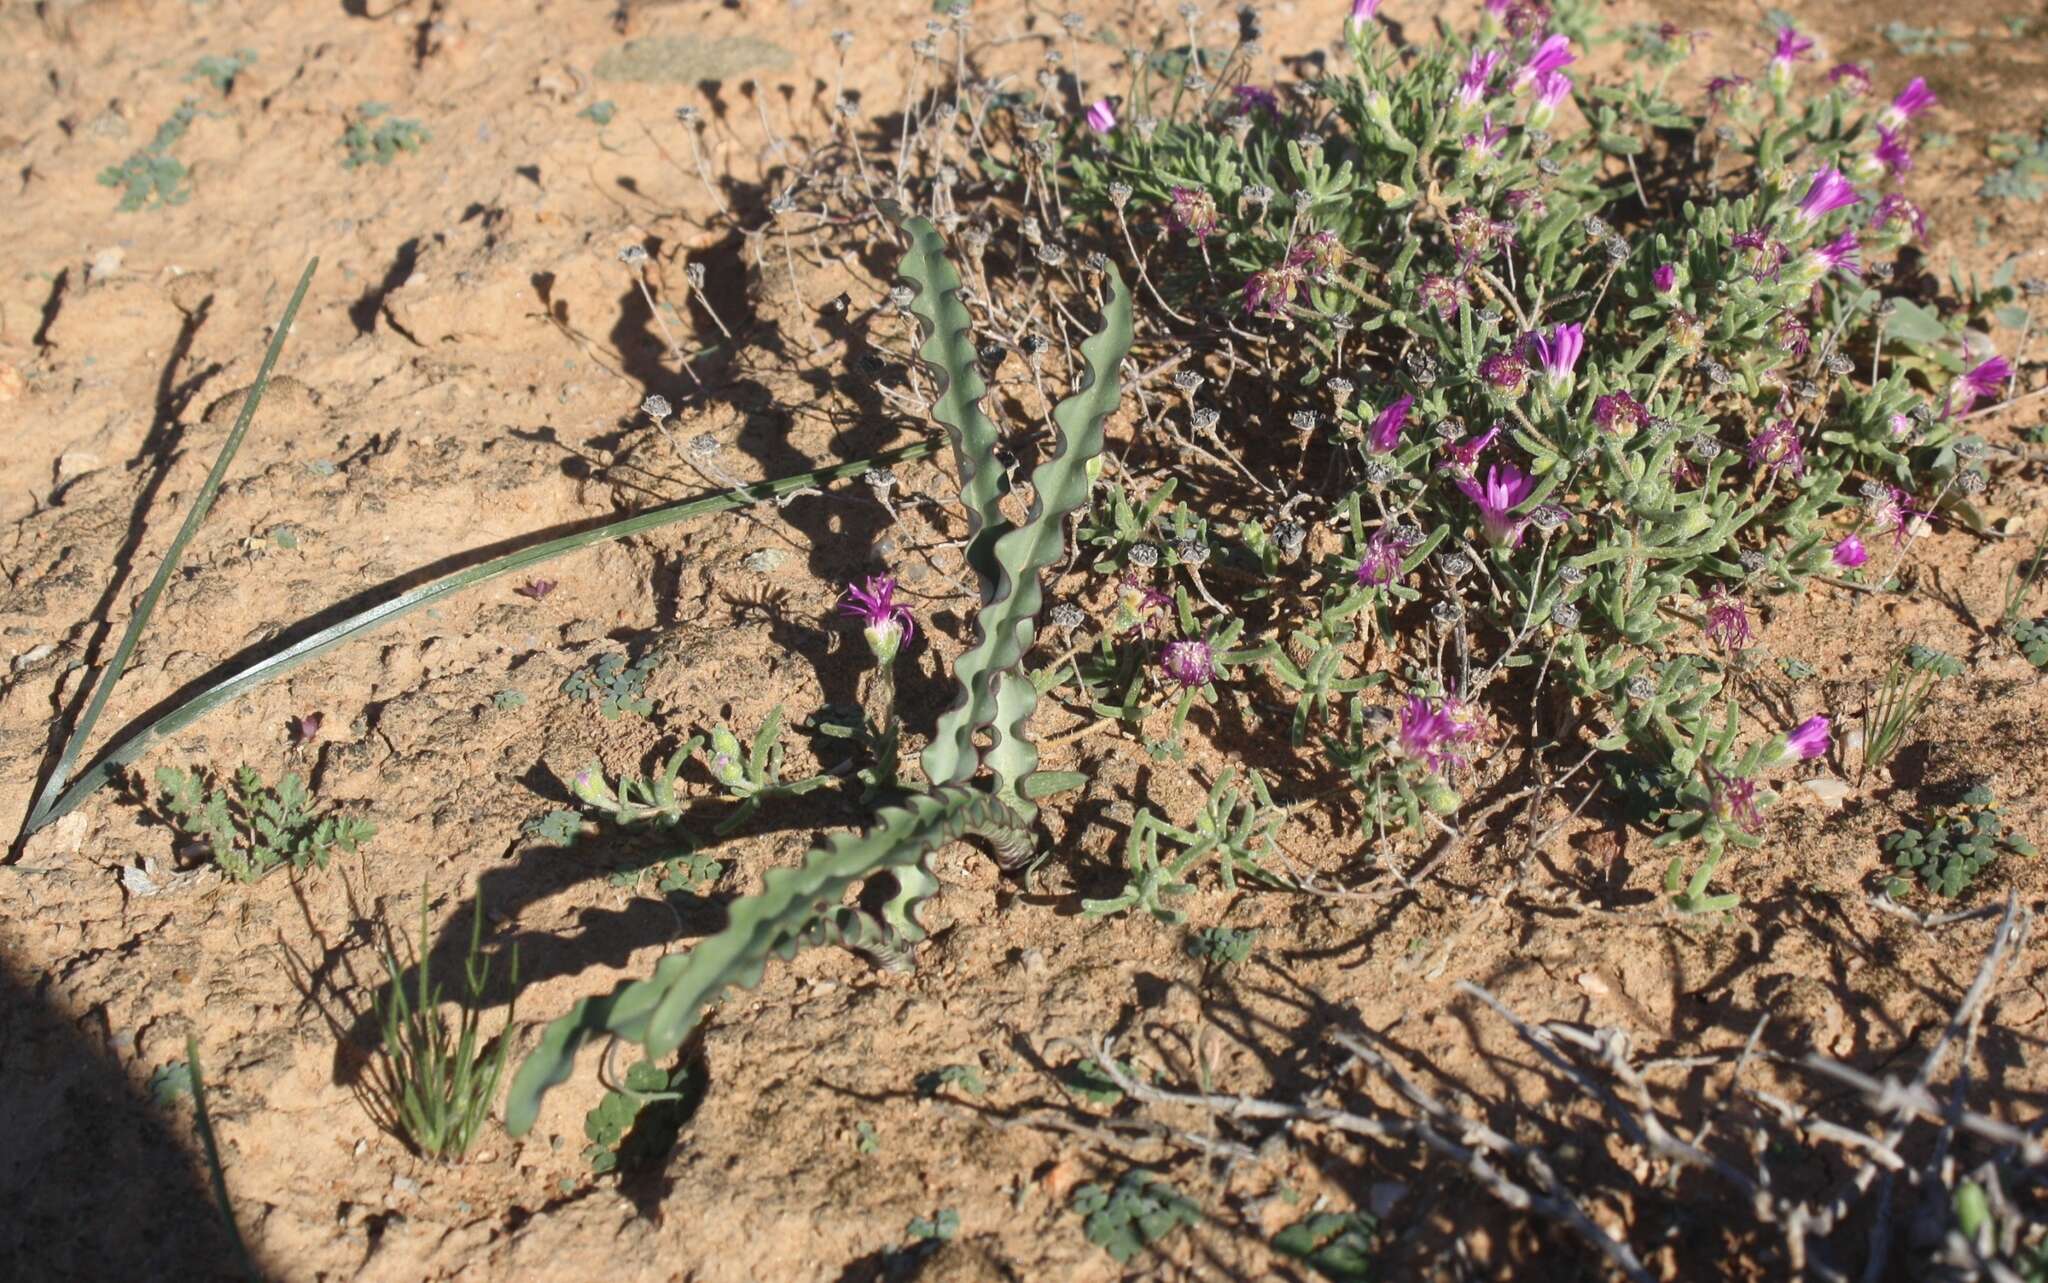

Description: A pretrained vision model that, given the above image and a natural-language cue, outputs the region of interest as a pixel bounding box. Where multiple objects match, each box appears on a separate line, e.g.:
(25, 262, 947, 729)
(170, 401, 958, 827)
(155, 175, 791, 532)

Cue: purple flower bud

(1651, 262, 1678, 293)
(1348, 0, 1382, 25)
(1369, 393, 1414, 452)
(1440, 423, 1500, 476)
(1592, 392, 1646, 437)
(1747, 419, 1806, 477)
(1085, 99, 1117, 133)
(1873, 126, 1912, 176)
(1782, 715, 1830, 762)
(1512, 34, 1574, 91)
(1801, 230, 1860, 283)
(1462, 115, 1507, 163)
(1169, 186, 1221, 239)
(1458, 49, 1502, 108)
(1478, 351, 1529, 396)
(1769, 25, 1814, 70)
(1160, 639, 1215, 689)
(1831, 533, 1869, 569)
(1243, 266, 1304, 319)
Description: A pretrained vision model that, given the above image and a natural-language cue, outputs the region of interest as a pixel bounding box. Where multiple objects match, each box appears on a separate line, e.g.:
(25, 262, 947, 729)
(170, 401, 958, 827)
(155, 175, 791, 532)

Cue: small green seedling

(375, 889, 519, 1160)
(1187, 926, 1258, 969)
(905, 1209, 959, 1242)
(1072, 1171, 1202, 1264)
(1064, 1057, 1139, 1107)
(187, 50, 257, 93)
(148, 1058, 195, 1106)
(99, 101, 196, 211)
(1273, 1210, 1380, 1281)
(1984, 119, 2048, 201)
(853, 1119, 880, 1153)
(155, 764, 374, 883)
(342, 104, 431, 169)
(916, 1064, 986, 1097)
(582, 1057, 706, 1174)
(2010, 616, 2048, 669)
(1884, 786, 2037, 899)
(560, 649, 659, 719)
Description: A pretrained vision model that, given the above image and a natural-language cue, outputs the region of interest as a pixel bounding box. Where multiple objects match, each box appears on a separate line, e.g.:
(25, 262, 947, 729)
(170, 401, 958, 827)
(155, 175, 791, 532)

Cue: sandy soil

(2, 0, 2046, 1280)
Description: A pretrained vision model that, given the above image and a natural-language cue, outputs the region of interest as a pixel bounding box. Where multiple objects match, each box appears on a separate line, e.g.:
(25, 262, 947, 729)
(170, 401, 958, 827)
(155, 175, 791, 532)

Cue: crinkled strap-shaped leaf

(503, 784, 1028, 1135)
(918, 251, 1133, 787)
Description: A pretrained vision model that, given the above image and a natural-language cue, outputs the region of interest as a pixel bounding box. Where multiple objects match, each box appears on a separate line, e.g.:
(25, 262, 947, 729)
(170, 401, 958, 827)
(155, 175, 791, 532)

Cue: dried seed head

(1128, 542, 1160, 568)
(1051, 601, 1085, 631)
(619, 244, 649, 266)
(1191, 407, 1221, 432)
(1035, 242, 1068, 266)
(676, 105, 703, 124)
(1627, 674, 1657, 700)
(1327, 376, 1355, 405)
(1823, 352, 1855, 375)
(864, 468, 897, 494)
(1289, 409, 1317, 433)
(1739, 548, 1768, 573)
(1603, 234, 1631, 263)
(1536, 156, 1562, 176)
(685, 263, 707, 289)
(1440, 551, 1472, 578)
(1274, 520, 1308, 556)
(1107, 182, 1133, 209)
(1475, 308, 1503, 329)
(1021, 334, 1049, 358)
(688, 433, 721, 461)
(888, 284, 916, 311)
(1584, 214, 1608, 240)
(1957, 469, 1986, 495)
(1172, 370, 1204, 393)
(1531, 504, 1569, 532)
(1689, 435, 1724, 460)
(1135, 116, 1161, 142)
(1556, 563, 1586, 586)
(641, 394, 672, 421)
(1550, 601, 1581, 629)
(1362, 460, 1392, 487)
(1431, 598, 1464, 624)
(1176, 539, 1210, 566)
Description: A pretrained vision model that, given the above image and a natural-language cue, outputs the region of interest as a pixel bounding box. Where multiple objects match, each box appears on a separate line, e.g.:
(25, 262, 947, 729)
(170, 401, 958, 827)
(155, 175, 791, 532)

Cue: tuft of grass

(374, 887, 519, 1160)
(1860, 647, 1958, 785)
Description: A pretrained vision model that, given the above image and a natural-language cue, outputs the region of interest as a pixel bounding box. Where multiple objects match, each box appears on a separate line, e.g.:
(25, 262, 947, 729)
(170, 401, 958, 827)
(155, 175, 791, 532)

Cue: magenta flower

(1880, 77, 1937, 130)
(1801, 229, 1861, 282)
(1873, 126, 1912, 176)
(1355, 525, 1421, 587)
(1457, 462, 1535, 547)
(1592, 392, 1646, 437)
(1526, 322, 1584, 391)
(1782, 715, 1831, 762)
(1513, 34, 1575, 90)
(842, 575, 915, 661)
(1828, 63, 1871, 96)
(1458, 49, 1502, 108)
(1748, 419, 1806, 477)
(1369, 393, 1413, 452)
(1085, 99, 1117, 133)
(1463, 115, 1507, 163)
(1652, 262, 1677, 293)
(1397, 695, 1481, 773)
(1479, 351, 1529, 396)
(1949, 355, 2012, 416)
(1168, 186, 1221, 240)
(1703, 586, 1753, 651)
(1348, 0, 1382, 25)
(1769, 25, 1814, 70)
(1534, 70, 1573, 109)
(1831, 533, 1869, 569)
(1440, 423, 1500, 476)
(1160, 639, 1215, 690)
(1793, 167, 1860, 225)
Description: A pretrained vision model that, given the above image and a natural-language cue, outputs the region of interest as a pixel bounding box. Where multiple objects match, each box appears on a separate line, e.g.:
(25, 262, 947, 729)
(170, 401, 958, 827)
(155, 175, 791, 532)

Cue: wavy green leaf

(503, 784, 1029, 1135)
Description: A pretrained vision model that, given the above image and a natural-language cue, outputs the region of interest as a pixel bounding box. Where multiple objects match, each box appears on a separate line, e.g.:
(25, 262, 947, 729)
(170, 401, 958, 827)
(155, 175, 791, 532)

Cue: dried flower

(1873, 126, 1912, 177)
(1479, 350, 1529, 396)
(1767, 25, 1813, 92)
(1711, 769, 1764, 833)
(1167, 186, 1219, 239)
(1243, 265, 1304, 319)
(1748, 419, 1806, 477)
(1420, 273, 1470, 322)
(1355, 525, 1421, 587)
(1828, 62, 1871, 96)
(514, 579, 557, 600)
(842, 575, 916, 662)
(1462, 115, 1508, 164)
(1116, 577, 1172, 634)
(1703, 585, 1753, 651)
(1592, 392, 1646, 438)
(1397, 695, 1482, 773)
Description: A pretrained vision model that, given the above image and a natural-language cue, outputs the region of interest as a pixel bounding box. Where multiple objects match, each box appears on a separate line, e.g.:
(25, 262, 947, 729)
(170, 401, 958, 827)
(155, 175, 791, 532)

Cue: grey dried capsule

(1363, 460, 1393, 487)
(688, 433, 721, 461)
(1627, 674, 1657, 700)
(1526, 128, 1551, 148)
(1329, 313, 1355, 333)
(1859, 478, 1888, 499)
(2022, 277, 2048, 297)
(1603, 234, 1631, 263)
(1022, 334, 1050, 357)
(1274, 520, 1308, 556)
(1550, 601, 1580, 629)
(1108, 182, 1133, 209)
(1244, 184, 1274, 205)
(676, 104, 704, 124)
(1954, 437, 1986, 459)
(1476, 308, 1503, 329)
(1184, 73, 1212, 94)
(1531, 504, 1569, 532)
(1440, 552, 1473, 578)
(1910, 401, 1936, 423)
(1391, 523, 1424, 545)
(1289, 409, 1317, 433)
(619, 244, 649, 266)
(888, 284, 916, 310)
(1405, 350, 1440, 385)
(1176, 539, 1211, 566)
(1135, 116, 1161, 142)
(1035, 243, 1068, 266)
(1051, 600, 1086, 632)
(1291, 188, 1315, 210)
(1059, 11, 1086, 32)
(1739, 549, 1767, 573)
(1823, 353, 1855, 375)
(1791, 379, 1821, 402)
(1128, 543, 1160, 568)
(1085, 251, 1109, 272)
(768, 192, 797, 216)
(1556, 563, 1586, 586)
(1434, 417, 1464, 440)
(1295, 133, 1324, 152)
(864, 468, 898, 493)
(641, 394, 672, 421)
(1689, 435, 1724, 460)
(1869, 260, 1894, 281)
(1584, 214, 1608, 240)
(1327, 377, 1355, 403)
(1431, 598, 1465, 624)
(1192, 407, 1221, 432)
(1536, 157, 1562, 176)
(1172, 370, 1204, 393)
(1647, 415, 1679, 440)
(1957, 469, 1987, 495)
(1702, 361, 1732, 386)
